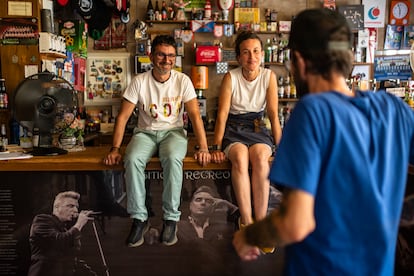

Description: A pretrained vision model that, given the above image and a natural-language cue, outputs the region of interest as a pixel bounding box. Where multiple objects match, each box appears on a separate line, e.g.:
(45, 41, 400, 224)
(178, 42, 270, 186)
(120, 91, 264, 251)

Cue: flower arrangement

(56, 113, 85, 139)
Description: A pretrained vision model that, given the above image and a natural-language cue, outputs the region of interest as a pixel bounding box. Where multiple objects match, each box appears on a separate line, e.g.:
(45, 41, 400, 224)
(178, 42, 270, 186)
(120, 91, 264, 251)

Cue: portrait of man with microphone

(27, 190, 98, 276)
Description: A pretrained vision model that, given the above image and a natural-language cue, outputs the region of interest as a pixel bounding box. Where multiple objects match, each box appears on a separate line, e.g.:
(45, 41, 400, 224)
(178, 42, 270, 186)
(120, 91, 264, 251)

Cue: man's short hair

(151, 35, 177, 54)
(289, 8, 353, 79)
(53, 191, 80, 209)
(192, 185, 218, 199)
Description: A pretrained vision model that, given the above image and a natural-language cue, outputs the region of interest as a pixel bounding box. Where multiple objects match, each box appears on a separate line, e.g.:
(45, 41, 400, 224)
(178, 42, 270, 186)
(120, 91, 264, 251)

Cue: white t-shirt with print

(123, 70, 196, 130)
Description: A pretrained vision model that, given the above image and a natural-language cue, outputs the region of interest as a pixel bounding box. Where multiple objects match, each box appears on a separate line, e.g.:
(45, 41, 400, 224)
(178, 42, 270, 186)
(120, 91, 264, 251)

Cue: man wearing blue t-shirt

(232, 8, 414, 276)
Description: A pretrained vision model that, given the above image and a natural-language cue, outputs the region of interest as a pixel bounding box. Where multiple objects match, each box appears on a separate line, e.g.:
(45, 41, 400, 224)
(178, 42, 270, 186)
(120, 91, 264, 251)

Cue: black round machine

(13, 72, 78, 156)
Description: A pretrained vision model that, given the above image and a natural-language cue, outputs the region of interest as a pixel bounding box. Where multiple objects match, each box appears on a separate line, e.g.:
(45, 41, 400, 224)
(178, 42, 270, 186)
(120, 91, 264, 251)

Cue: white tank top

(229, 67, 271, 115)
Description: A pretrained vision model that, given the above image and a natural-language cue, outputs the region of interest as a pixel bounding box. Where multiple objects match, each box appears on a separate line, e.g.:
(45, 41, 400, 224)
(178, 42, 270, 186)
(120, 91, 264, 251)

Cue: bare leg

(249, 144, 272, 221)
(228, 143, 254, 226)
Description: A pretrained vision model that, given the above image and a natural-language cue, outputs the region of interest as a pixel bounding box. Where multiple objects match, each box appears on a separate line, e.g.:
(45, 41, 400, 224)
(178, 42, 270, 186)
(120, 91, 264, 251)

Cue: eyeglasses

(154, 52, 177, 59)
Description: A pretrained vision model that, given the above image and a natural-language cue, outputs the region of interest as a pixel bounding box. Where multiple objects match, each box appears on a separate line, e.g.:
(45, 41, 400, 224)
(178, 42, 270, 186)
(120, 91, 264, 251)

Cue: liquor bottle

(277, 76, 284, 98)
(196, 90, 207, 126)
(290, 76, 297, 99)
(264, 38, 272, 63)
(146, 0, 154, 21)
(154, 0, 161, 21)
(32, 127, 39, 147)
(0, 123, 7, 152)
(271, 37, 278, 64)
(0, 78, 7, 109)
(284, 75, 291, 99)
(9, 118, 20, 145)
(161, 0, 168, 20)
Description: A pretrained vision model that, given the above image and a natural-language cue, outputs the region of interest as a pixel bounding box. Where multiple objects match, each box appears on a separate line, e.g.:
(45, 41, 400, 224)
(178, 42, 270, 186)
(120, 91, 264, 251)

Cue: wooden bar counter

(0, 146, 232, 172)
(1, 145, 413, 174)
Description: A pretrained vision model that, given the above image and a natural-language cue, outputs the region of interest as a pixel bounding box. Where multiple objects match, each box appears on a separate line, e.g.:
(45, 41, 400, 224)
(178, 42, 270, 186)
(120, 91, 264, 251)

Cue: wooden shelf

(279, 98, 298, 102)
(40, 52, 67, 60)
(146, 20, 229, 25)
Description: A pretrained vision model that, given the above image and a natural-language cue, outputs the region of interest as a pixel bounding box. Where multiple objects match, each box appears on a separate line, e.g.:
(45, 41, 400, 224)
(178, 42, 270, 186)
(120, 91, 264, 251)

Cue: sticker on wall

(223, 24, 234, 37)
(214, 25, 223, 38)
(216, 62, 228, 74)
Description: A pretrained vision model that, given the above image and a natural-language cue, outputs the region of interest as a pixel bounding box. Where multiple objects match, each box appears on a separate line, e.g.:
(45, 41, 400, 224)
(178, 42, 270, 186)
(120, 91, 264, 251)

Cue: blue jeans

(124, 128, 188, 222)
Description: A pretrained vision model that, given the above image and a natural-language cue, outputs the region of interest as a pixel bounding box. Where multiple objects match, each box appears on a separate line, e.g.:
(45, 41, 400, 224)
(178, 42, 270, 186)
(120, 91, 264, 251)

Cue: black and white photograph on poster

(0, 170, 285, 276)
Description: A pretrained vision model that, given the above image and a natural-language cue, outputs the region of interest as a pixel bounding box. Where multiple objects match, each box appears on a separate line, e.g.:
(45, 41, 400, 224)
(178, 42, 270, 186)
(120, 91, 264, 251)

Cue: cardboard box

(59, 20, 88, 57)
(196, 46, 221, 64)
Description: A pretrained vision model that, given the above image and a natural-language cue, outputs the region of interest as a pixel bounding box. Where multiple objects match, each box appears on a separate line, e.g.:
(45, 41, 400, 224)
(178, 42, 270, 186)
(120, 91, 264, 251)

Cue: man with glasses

(104, 35, 211, 247)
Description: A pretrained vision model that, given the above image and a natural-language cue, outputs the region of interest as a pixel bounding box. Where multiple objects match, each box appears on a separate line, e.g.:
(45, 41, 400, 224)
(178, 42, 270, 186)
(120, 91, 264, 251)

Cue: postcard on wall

(337, 5, 365, 31)
(402, 25, 414, 49)
(85, 52, 131, 106)
(384, 24, 404, 50)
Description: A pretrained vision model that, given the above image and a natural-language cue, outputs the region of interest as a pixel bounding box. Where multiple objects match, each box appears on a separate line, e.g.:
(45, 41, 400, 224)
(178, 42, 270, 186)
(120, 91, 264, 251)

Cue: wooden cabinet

(0, 0, 40, 135)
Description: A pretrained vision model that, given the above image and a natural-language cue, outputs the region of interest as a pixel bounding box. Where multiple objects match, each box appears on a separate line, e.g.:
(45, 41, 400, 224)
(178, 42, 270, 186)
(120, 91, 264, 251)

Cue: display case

(84, 52, 131, 106)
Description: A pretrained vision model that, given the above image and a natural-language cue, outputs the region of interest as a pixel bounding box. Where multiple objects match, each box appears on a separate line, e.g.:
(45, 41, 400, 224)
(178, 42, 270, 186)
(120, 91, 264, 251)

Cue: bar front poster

(0, 170, 284, 276)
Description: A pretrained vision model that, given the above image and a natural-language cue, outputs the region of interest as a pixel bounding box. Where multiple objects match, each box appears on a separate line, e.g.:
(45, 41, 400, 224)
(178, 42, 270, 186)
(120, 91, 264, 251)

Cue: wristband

(110, 146, 120, 152)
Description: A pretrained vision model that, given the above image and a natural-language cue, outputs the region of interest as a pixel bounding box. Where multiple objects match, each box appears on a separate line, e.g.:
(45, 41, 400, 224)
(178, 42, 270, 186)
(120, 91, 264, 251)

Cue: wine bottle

(146, 0, 154, 21)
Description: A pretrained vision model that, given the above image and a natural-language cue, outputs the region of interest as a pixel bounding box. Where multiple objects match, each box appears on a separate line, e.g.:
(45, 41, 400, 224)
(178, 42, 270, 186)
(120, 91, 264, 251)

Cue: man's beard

(293, 70, 309, 98)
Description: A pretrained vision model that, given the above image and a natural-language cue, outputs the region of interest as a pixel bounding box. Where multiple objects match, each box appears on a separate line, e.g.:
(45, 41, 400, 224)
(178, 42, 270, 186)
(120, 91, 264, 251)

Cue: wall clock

(389, 0, 410, 25)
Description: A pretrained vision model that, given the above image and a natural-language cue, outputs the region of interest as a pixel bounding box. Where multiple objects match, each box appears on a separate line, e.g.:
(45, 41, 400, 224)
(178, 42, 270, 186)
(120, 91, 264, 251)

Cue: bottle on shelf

(0, 123, 7, 152)
(271, 37, 278, 64)
(290, 76, 297, 99)
(161, 0, 168, 20)
(204, 0, 212, 20)
(196, 90, 207, 126)
(146, 0, 155, 21)
(9, 118, 20, 145)
(264, 38, 272, 63)
(154, 0, 161, 21)
(32, 127, 39, 148)
(0, 78, 7, 109)
(277, 76, 284, 98)
(284, 75, 291, 99)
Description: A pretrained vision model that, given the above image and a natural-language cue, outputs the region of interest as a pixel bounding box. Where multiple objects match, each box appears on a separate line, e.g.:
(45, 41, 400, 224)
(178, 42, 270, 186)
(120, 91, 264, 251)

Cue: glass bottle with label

(0, 79, 7, 109)
(146, 0, 155, 21)
(196, 90, 207, 126)
(264, 38, 272, 63)
(0, 123, 7, 152)
(161, 0, 168, 20)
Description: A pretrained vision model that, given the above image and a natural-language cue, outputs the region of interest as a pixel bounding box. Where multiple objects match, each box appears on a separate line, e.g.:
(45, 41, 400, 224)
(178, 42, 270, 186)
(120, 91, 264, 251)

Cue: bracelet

(244, 212, 279, 248)
(211, 144, 222, 151)
(110, 146, 120, 152)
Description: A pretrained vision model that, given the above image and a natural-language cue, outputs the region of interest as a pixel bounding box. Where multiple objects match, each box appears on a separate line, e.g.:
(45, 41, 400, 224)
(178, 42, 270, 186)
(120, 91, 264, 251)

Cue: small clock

(390, 0, 410, 25)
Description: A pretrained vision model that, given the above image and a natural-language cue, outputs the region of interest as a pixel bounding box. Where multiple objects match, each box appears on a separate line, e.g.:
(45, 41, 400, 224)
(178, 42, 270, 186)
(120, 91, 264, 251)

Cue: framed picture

(352, 64, 371, 90)
(85, 52, 131, 106)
